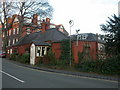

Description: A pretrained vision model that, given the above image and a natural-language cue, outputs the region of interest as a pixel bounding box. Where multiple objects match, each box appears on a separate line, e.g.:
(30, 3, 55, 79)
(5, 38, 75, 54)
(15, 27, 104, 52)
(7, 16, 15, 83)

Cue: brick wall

(52, 43, 61, 59)
(17, 44, 30, 55)
(52, 41, 98, 64)
(72, 41, 97, 63)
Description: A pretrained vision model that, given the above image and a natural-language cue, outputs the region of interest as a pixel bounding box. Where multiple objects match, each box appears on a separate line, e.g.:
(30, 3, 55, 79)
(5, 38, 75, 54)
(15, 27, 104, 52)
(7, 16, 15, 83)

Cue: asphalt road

(1, 58, 118, 88)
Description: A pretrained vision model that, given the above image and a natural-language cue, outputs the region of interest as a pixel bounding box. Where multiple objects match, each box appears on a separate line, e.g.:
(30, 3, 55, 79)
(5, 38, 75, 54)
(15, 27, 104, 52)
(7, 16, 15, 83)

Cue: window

(36, 46, 47, 57)
(78, 35, 82, 40)
(2, 41, 3, 47)
(2, 32, 5, 37)
(13, 28, 15, 34)
(7, 31, 9, 36)
(8, 40, 10, 46)
(82, 35, 86, 39)
(17, 28, 19, 34)
(7, 50, 9, 54)
(9, 30, 11, 36)
(36, 47, 41, 56)
(10, 49, 12, 54)
(16, 38, 18, 42)
(13, 39, 15, 45)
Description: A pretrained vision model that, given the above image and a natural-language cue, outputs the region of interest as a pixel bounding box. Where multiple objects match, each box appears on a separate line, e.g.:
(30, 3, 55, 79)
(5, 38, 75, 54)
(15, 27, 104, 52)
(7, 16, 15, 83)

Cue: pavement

(5, 58, 118, 82)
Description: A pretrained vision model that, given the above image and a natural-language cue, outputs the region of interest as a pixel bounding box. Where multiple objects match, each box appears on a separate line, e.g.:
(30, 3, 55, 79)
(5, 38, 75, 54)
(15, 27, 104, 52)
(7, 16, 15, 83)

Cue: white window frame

(8, 40, 10, 46)
(2, 32, 5, 37)
(16, 38, 18, 42)
(10, 49, 12, 54)
(36, 46, 48, 57)
(17, 28, 19, 34)
(13, 28, 15, 34)
(9, 30, 11, 36)
(2, 41, 3, 47)
(13, 39, 15, 45)
(7, 50, 9, 54)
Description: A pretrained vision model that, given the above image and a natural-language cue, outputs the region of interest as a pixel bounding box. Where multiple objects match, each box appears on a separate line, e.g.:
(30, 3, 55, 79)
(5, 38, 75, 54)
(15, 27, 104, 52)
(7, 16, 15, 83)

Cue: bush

(75, 54, 120, 75)
(19, 53, 30, 64)
(101, 54, 120, 75)
(78, 52, 84, 64)
(56, 60, 69, 68)
(46, 49, 57, 65)
(10, 53, 18, 61)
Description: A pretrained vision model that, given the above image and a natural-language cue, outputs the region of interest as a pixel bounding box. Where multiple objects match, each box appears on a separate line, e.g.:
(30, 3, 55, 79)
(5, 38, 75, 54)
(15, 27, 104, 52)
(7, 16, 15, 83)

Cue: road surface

(1, 58, 118, 88)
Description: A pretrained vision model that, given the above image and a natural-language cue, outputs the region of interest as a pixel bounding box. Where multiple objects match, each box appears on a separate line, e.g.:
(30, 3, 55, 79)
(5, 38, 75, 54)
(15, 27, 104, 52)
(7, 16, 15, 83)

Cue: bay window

(36, 46, 48, 57)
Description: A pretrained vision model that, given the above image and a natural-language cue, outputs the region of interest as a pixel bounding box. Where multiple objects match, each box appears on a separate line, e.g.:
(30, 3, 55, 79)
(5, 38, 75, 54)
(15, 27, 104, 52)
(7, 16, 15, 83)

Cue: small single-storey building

(8, 28, 68, 65)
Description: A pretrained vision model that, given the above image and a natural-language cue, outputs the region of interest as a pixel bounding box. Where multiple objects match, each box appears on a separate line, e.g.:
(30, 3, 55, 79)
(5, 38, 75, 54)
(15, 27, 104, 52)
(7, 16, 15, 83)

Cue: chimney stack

(45, 18, 50, 30)
(7, 17, 12, 24)
(41, 19, 46, 32)
(32, 14, 38, 25)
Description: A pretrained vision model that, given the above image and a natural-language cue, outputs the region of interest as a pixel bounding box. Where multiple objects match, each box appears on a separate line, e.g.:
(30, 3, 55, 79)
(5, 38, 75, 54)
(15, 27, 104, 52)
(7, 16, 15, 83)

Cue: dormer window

(82, 35, 86, 39)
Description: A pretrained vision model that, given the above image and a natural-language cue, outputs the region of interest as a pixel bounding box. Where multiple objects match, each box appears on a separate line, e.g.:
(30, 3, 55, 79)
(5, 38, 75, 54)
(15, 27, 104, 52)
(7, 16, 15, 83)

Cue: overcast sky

(49, 0, 119, 35)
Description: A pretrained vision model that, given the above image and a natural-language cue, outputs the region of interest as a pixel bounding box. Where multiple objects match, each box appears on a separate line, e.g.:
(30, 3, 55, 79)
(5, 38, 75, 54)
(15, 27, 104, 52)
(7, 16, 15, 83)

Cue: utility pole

(76, 29, 80, 46)
(69, 20, 74, 67)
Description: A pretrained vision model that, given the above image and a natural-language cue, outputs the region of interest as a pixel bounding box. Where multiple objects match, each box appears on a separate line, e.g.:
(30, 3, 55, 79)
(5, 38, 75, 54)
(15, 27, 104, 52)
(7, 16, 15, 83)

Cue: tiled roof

(71, 33, 105, 44)
(14, 28, 69, 46)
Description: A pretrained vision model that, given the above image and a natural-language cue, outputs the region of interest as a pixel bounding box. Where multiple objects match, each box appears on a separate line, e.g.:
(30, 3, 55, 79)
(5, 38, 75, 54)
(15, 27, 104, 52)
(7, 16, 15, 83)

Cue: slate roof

(71, 33, 105, 44)
(14, 28, 69, 46)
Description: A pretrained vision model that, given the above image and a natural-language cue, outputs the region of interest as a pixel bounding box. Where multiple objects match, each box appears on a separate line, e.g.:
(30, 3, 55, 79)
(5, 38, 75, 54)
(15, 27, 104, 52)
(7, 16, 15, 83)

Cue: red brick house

(2, 14, 68, 56)
(3, 14, 105, 65)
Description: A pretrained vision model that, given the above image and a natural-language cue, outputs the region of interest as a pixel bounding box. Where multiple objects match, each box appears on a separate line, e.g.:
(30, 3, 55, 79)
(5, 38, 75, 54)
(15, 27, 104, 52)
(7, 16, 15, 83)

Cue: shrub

(20, 53, 30, 64)
(101, 54, 120, 75)
(10, 53, 18, 61)
(78, 52, 84, 64)
(75, 54, 120, 75)
(46, 49, 57, 65)
(56, 59, 69, 68)
(60, 39, 73, 61)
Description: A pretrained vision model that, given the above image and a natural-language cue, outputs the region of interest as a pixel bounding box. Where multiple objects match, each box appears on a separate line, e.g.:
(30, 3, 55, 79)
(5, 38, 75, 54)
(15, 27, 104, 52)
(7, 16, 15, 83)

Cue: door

(30, 44, 35, 65)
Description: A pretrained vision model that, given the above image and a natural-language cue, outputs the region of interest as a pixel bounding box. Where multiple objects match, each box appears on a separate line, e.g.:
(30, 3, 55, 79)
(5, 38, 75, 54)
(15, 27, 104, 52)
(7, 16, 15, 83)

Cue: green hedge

(19, 53, 30, 64)
(10, 53, 30, 64)
(75, 54, 120, 75)
(10, 53, 18, 61)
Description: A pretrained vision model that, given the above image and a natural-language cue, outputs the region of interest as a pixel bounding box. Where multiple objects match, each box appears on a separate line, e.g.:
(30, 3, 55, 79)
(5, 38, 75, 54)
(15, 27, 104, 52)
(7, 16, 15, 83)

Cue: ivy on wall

(60, 39, 74, 64)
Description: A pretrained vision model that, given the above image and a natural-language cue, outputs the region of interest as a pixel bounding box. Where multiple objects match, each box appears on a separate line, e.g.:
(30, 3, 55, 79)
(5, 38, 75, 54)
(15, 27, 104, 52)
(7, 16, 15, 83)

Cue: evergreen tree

(100, 14, 120, 55)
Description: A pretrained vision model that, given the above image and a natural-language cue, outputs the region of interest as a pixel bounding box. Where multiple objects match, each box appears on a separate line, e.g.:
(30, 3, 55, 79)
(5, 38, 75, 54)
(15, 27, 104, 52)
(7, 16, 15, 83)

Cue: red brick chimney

(7, 17, 12, 24)
(41, 19, 46, 32)
(32, 14, 38, 25)
(45, 18, 50, 30)
(12, 14, 17, 19)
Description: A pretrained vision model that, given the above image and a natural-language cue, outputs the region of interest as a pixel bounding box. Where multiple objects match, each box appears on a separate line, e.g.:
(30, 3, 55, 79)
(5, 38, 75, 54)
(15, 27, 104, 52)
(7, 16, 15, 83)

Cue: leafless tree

(0, 1, 15, 51)
(13, 0, 53, 38)
(0, 0, 53, 52)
